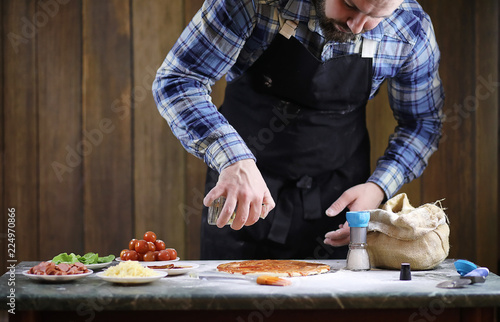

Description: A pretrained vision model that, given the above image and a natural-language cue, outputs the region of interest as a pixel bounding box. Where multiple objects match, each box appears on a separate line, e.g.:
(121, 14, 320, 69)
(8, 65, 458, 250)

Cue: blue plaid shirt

(152, 0, 445, 198)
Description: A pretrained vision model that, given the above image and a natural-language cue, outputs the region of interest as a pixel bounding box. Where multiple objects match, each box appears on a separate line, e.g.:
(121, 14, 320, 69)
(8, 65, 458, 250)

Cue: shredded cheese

(103, 261, 156, 277)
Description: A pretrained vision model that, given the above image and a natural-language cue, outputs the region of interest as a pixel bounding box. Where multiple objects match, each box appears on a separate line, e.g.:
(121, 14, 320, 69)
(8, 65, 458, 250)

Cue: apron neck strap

(279, 19, 299, 39)
(361, 38, 378, 58)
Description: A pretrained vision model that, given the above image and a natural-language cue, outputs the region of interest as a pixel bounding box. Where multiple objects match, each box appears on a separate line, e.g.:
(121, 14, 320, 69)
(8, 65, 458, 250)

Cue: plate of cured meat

(23, 261, 93, 282)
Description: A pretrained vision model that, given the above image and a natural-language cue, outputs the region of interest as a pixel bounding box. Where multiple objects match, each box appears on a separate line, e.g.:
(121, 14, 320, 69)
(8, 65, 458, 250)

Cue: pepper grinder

(346, 211, 371, 271)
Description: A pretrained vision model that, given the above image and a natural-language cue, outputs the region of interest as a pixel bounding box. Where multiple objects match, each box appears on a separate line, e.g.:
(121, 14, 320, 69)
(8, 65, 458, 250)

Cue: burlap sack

(366, 193, 449, 270)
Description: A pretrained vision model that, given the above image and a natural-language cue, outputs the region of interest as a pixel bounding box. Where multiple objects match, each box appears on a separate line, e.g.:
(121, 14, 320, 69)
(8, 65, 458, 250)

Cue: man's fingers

(217, 197, 237, 228)
(203, 187, 223, 207)
(244, 200, 261, 227)
(324, 223, 350, 246)
(326, 192, 352, 217)
(324, 227, 349, 240)
(324, 236, 350, 246)
(244, 190, 275, 226)
(261, 191, 275, 218)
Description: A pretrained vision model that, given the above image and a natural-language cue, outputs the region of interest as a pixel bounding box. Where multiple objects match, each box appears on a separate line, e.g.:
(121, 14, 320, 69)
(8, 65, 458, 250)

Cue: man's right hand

(203, 159, 275, 230)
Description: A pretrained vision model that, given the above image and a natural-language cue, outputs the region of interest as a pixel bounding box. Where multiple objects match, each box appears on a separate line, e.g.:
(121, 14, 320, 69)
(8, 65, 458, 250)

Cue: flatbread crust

(217, 260, 330, 277)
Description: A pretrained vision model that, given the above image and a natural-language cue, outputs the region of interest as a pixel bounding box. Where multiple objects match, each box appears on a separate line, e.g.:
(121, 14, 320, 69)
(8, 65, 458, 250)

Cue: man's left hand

(323, 182, 385, 246)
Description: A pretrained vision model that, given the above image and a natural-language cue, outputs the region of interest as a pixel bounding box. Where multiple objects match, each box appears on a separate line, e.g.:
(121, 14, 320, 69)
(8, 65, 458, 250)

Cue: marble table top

(1, 259, 499, 311)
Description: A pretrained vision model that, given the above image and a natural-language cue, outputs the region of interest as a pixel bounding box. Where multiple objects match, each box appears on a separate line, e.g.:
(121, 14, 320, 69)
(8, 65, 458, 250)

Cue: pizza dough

(217, 260, 330, 277)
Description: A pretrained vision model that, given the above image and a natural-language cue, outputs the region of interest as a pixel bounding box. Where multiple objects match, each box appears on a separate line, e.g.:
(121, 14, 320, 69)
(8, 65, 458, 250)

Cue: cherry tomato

(154, 240, 166, 251)
(121, 250, 138, 261)
(120, 249, 129, 260)
(121, 251, 131, 261)
(143, 251, 157, 261)
(128, 238, 137, 250)
(157, 250, 170, 261)
(127, 250, 139, 261)
(165, 248, 177, 260)
(135, 239, 148, 254)
(143, 231, 157, 243)
(147, 241, 156, 252)
(137, 252, 144, 261)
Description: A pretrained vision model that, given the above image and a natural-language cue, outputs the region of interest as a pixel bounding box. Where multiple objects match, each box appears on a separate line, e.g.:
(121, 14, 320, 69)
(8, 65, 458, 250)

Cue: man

(152, 0, 444, 259)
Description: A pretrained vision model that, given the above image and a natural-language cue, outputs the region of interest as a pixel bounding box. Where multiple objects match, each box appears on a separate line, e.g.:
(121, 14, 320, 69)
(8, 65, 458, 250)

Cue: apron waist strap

(267, 175, 322, 244)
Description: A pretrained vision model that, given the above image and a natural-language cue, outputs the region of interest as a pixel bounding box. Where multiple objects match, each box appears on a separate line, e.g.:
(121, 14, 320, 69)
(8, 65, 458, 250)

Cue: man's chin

(317, 21, 357, 42)
(325, 29, 357, 43)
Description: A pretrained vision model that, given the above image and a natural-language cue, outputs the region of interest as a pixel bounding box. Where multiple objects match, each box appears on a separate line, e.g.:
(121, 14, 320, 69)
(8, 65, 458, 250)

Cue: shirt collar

(257, 0, 313, 23)
(258, 0, 418, 45)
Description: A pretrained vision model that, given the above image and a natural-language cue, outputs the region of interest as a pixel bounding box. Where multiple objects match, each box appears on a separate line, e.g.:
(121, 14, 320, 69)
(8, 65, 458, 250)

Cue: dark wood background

(1, 0, 498, 274)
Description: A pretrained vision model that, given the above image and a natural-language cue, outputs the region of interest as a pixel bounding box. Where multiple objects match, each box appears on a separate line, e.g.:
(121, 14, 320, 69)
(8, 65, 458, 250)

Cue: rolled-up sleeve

(152, 0, 257, 172)
(368, 16, 445, 198)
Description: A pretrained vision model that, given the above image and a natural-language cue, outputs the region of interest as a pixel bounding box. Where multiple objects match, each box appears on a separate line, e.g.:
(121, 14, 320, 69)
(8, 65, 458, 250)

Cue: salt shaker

(346, 211, 371, 271)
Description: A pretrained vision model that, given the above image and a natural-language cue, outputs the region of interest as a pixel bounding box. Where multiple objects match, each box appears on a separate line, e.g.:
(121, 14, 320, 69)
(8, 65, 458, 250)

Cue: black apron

(201, 24, 373, 260)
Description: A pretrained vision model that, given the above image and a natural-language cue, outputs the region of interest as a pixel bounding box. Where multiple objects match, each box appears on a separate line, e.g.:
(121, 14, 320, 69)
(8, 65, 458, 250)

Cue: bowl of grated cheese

(97, 261, 167, 284)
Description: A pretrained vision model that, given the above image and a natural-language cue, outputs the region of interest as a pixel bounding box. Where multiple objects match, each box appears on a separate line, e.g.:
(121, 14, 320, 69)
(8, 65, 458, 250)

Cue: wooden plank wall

(474, 0, 500, 275)
(423, 0, 498, 271)
(367, 0, 499, 271)
(38, 0, 84, 263)
(1, 0, 498, 273)
(0, 0, 4, 273)
(3, 0, 39, 270)
(0, 0, 5, 275)
(132, 0, 187, 257)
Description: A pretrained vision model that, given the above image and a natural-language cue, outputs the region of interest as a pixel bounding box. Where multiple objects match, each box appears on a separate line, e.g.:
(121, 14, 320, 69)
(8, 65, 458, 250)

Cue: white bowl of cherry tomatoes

(119, 231, 178, 263)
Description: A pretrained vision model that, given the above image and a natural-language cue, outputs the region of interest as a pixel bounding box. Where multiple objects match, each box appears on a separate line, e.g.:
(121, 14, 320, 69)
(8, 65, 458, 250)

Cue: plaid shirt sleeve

(152, 0, 258, 173)
(367, 12, 445, 198)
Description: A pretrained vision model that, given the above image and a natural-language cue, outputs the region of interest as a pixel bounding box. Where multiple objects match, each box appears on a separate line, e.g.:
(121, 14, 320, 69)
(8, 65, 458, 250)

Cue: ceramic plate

(84, 262, 114, 270)
(116, 257, 180, 266)
(145, 262, 200, 276)
(96, 271, 167, 284)
(23, 269, 93, 282)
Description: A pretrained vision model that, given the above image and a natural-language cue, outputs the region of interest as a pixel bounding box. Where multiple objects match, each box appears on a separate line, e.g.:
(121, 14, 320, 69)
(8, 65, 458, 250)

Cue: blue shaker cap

(454, 259, 478, 276)
(346, 211, 370, 227)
